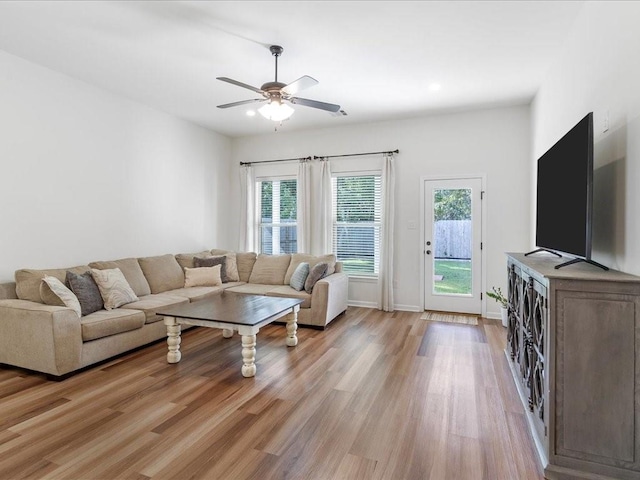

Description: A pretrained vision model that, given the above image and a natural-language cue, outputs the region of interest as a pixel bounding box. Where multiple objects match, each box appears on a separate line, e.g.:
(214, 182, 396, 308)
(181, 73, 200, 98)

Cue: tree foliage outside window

(260, 180, 297, 222)
(434, 189, 471, 221)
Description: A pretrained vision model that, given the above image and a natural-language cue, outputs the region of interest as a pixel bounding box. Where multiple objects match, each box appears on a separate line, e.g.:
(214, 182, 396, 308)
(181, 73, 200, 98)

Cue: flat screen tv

(528, 112, 607, 270)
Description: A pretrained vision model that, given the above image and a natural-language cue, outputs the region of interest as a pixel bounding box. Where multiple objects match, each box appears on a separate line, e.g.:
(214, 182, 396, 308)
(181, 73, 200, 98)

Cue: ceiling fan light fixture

(258, 100, 294, 122)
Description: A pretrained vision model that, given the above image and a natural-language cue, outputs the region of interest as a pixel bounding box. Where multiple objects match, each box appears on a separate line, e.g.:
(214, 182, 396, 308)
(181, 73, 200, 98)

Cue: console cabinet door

(553, 281, 640, 473)
(507, 262, 548, 454)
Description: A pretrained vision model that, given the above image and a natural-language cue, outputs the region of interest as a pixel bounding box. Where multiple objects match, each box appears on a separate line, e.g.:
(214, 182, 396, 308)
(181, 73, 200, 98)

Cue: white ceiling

(0, 1, 584, 138)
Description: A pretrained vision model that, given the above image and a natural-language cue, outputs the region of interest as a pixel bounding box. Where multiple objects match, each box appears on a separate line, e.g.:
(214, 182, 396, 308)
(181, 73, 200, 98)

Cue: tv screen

(535, 112, 593, 259)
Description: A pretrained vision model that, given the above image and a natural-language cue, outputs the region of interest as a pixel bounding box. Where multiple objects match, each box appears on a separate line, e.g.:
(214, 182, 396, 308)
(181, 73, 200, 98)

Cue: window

(258, 178, 297, 254)
(332, 174, 382, 276)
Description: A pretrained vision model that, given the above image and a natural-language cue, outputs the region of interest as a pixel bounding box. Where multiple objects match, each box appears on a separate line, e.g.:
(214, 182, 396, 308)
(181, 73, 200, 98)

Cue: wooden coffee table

(157, 292, 303, 377)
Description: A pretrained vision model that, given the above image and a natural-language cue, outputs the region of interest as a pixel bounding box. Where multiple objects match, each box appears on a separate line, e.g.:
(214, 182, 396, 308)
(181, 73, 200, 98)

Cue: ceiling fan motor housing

(260, 81, 287, 92)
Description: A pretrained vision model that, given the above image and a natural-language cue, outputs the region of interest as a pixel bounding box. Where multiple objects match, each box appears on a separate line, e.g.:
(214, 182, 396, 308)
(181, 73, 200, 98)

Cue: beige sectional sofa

(0, 250, 348, 378)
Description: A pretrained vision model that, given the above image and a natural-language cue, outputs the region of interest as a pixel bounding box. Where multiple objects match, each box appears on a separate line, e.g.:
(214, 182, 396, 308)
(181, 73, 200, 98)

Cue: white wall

(532, 1, 640, 274)
(0, 50, 232, 283)
(231, 105, 531, 315)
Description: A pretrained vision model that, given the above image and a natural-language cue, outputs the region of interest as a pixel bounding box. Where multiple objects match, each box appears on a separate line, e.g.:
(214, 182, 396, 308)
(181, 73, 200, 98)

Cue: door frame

(419, 174, 487, 318)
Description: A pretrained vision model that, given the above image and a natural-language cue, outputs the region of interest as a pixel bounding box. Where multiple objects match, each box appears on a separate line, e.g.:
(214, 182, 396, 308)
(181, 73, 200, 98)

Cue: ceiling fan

(216, 45, 343, 122)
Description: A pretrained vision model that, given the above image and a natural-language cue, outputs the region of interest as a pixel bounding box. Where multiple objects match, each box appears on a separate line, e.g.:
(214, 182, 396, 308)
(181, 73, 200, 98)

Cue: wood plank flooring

(0, 308, 543, 480)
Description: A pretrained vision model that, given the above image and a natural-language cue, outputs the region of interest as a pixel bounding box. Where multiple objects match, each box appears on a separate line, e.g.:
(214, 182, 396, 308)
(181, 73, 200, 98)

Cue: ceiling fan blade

(216, 77, 264, 95)
(281, 76, 319, 96)
(288, 96, 341, 113)
(217, 98, 266, 109)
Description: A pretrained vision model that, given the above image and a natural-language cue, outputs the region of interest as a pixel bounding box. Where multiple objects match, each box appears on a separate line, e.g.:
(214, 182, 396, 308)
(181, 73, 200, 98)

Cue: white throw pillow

(41, 275, 82, 317)
(90, 268, 139, 310)
(184, 265, 222, 288)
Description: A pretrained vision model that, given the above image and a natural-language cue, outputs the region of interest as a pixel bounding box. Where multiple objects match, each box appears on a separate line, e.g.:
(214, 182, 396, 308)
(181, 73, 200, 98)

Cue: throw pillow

(284, 253, 337, 285)
(184, 265, 222, 288)
(175, 251, 212, 270)
(66, 271, 104, 316)
(40, 276, 82, 317)
(210, 251, 240, 282)
(304, 262, 328, 294)
(289, 262, 310, 291)
(195, 256, 228, 283)
(90, 268, 139, 310)
(88, 258, 151, 297)
(39, 279, 66, 307)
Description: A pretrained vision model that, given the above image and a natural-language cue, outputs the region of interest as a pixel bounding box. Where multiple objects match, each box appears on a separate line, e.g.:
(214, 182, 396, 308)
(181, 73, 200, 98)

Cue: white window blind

(332, 175, 382, 276)
(258, 179, 297, 254)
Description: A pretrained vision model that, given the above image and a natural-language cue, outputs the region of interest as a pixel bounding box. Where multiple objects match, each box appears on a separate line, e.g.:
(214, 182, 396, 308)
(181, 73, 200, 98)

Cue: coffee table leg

(286, 305, 299, 347)
(241, 334, 257, 377)
(164, 316, 181, 363)
(222, 328, 233, 338)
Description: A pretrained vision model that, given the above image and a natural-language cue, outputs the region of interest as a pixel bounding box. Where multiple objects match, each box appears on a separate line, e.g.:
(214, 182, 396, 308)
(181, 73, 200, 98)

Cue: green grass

(341, 258, 375, 275)
(434, 259, 472, 294)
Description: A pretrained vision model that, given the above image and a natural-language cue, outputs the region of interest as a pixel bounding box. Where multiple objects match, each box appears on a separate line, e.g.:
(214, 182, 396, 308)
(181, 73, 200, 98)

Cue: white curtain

(318, 158, 333, 254)
(239, 164, 255, 252)
(297, 159, 311, 253)
(380, 153, 395, 312)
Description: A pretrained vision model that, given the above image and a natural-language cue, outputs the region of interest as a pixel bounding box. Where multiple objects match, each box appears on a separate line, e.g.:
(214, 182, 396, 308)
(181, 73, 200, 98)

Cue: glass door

(424, 178, 482, 314)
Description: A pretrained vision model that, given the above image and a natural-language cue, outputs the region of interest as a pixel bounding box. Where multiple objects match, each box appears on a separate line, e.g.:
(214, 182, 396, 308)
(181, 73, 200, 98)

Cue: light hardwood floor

(0, 307, 543, 480)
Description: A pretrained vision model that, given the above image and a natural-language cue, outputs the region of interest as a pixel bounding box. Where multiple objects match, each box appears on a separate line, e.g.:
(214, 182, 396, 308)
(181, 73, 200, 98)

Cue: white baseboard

(485, 311, 501, 320)
(347, 302, 423, 312)
(393, 304, 422, 312)
(347, 300, 379, 309)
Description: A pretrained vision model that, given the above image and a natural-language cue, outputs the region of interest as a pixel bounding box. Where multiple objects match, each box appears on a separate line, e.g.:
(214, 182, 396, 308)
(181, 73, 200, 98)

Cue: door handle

(426, 250, 432, 255)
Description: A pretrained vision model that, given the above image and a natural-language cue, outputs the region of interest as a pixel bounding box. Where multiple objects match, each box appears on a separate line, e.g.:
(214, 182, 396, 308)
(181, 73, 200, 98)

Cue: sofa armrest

(0, 299, 82, 376)
(310, 272, 349, 328)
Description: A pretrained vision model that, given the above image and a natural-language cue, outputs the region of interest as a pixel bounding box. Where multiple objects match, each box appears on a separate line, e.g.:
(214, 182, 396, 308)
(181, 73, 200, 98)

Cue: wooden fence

(434, 220, 471, 259)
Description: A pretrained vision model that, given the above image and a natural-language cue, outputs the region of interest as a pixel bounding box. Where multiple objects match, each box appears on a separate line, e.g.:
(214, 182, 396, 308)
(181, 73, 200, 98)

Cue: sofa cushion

(175, 251, 212, 270)
(123, 293, 189, 324)
(248, 254, 291, 285)
(81, 308, 146, 342)
(184, 266, 222, 288)
(284, 254, 337, 285)
(289, 262, 310, 291)
(40, 276, 82, 317)
(169, 286, 225, 302)
(305, 262, 328, 294)
(235, 252, 257, 283)
(89, 258, 151, 297)
(225, 284, 279, 296)
(194, 256, 228, 283)
(138, 254, 185, 294)
(91, 268, 139, 310)
(15, 265, 90, 303)
(66, 271, 104, 316)
(266, 285, 312, 309)
(210, 250, 240, 282)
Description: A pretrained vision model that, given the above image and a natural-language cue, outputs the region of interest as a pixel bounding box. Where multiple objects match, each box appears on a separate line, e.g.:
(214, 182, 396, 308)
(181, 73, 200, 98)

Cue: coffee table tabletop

(157, 292, 303, 377)
(157, 292, 303, 326)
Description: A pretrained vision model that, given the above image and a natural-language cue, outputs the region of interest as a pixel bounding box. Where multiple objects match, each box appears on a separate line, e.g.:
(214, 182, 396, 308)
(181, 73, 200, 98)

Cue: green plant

(486, 286, 508, 308)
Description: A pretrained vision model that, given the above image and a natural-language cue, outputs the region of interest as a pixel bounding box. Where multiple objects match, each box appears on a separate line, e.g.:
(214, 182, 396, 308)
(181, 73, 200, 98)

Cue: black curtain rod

(313, 149, 399, 160)
(240, 156, 311, 166)
(239, 149, 398, 166)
